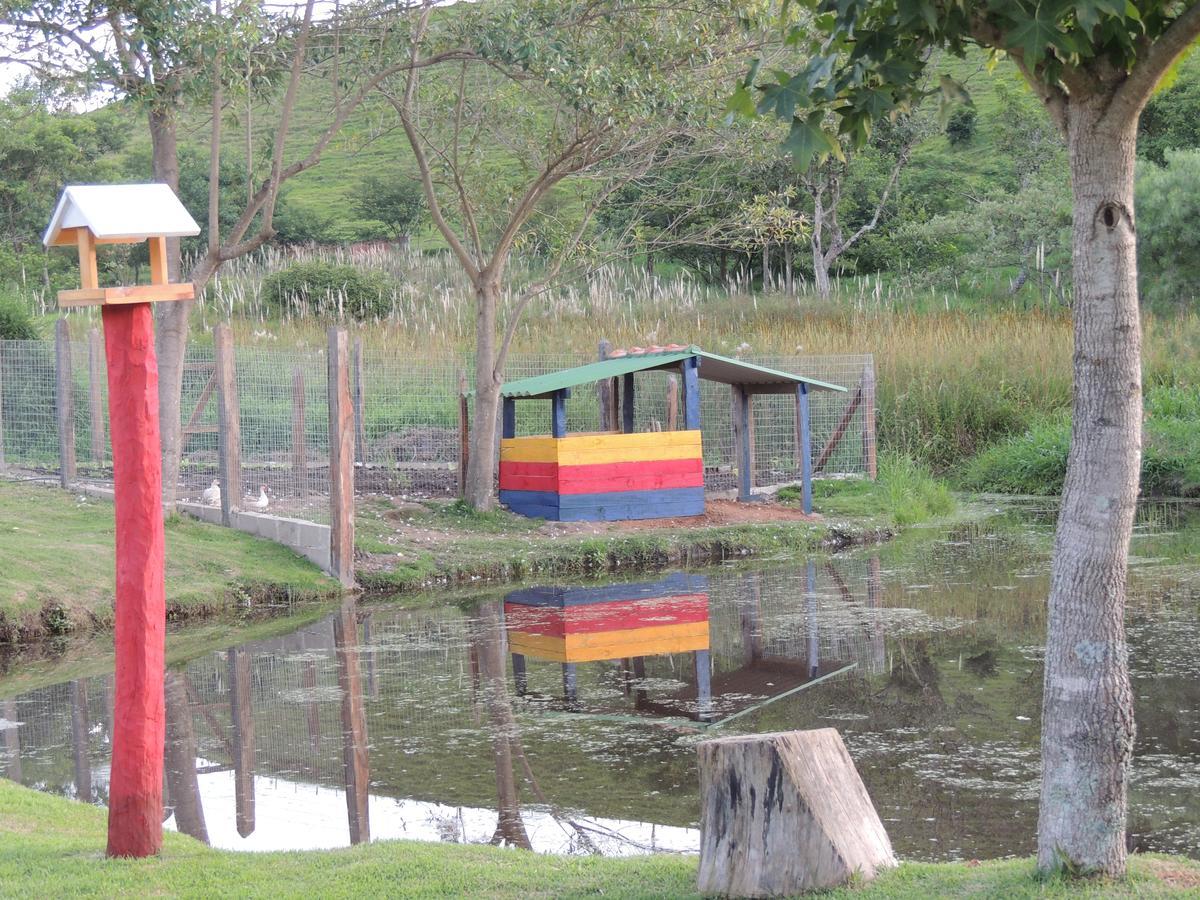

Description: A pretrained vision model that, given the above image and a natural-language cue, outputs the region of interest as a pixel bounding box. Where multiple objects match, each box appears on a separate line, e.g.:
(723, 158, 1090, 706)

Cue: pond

(1, 501, 1197, 861)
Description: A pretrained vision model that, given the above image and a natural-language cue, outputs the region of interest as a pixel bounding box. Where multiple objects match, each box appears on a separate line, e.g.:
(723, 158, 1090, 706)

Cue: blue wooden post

(512, 653, 527, 696)
(694, 649, 712, 719)
(797, 383, 813, 514)
(551, 390, 568, 438)
(502, 397, 516, 439)
(681, 357, 701, 430)
(736, 386, 752, 501)
(806, 560, 818, 678)
(622, 373, 636, 433)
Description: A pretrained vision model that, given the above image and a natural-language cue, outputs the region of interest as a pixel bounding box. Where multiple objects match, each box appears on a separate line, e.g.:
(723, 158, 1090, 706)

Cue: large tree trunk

(148, 105, 191, 507)
(1036, 97, 1140, 877)
(465, 278, 501, 510)
(812, 243, 832, 300)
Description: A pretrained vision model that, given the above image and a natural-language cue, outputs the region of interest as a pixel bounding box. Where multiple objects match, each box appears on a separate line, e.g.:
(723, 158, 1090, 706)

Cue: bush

(945, 106, 977, 146)
(957, 414, 1071, 495)
(0, 295, 37, 340)
(261, 261, 397, 320)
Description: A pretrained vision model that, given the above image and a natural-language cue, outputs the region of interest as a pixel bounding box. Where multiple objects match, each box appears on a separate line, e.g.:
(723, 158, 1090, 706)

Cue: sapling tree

(742, 0, 1200, 877)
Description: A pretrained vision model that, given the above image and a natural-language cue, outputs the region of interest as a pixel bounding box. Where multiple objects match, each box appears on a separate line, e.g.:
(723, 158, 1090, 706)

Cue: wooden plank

(182, 370, 217, 443)
(76, 228, 98, 290)
(621, 372, 635, 433)
(352, 336, 365, 464)
(681, 357, 701, 430)
(814, 384, 864, 474)
(861, 362, 877, 480)
(797, 383, 813, 514)
(58, 283, 194, 308)
(556, 497, 705, 522)
(551, 390, 568, 438)
(503, 469, 704, 494)
(510, 625, 710, 662)
(88, 327, 105, 462)
(501, 397, 516, 440)
(291, 367, 307, 498)
(213, 324, 242, 527)
(732, 385, 752, 501)
(504, 595, 709, 637)
(666, 374, 679, 431)
(55, 318, 76, 488)
(327, 328, 355, 587)
(505, 573, 709, 608)
(333, 602, 370, 845)
(598, 339, 617, 432)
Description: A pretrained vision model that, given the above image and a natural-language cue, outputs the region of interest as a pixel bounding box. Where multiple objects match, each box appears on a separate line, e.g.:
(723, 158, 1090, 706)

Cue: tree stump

(697, 729, 895, 896)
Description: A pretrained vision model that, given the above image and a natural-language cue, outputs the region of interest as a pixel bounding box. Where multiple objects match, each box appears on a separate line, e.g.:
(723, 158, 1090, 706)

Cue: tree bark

(148, 105, 191, 507)
(1036, 97, 1140, 877)
(812, 243, 832, 300)
(466, 278, 501, 510)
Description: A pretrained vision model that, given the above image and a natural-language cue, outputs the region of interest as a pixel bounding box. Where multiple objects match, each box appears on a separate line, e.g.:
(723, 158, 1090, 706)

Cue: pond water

(1, 502, 1197, 861)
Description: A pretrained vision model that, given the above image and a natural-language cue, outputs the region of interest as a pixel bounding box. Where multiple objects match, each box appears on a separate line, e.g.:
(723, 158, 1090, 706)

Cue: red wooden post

(102, 300, 166, 858)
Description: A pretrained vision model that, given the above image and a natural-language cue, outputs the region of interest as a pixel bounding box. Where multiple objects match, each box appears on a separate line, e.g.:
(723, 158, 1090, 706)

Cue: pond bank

(0, 781, 1196, 899)
(0, 480, 341, 644)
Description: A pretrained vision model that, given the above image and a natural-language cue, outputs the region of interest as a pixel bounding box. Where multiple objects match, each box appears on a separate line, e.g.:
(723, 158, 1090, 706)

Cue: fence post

(213, 323, 242, 526)
(621, 373, 636, 433)
(88, 327, 105, 463)
(862, 359, 877, 480)
(0, 342, 6, 470)
(598, 339, 617, 431)
(458, 370, 469, 499)
(291, 366, 307, 498)
(731, 385, 753, 501)
(352, 335, 366, 464)
(55, 318, 76, 488)
(327, 327, 355, 588)
(665, 374, 679, 431)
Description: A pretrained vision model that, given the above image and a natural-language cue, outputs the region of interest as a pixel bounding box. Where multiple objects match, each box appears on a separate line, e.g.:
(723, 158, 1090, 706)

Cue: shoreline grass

(1, 780, 1196, 898)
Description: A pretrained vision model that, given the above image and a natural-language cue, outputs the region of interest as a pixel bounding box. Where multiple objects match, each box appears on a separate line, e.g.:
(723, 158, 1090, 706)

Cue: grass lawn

(1, 781, 1197, 899)
(0, 480, 340, 641)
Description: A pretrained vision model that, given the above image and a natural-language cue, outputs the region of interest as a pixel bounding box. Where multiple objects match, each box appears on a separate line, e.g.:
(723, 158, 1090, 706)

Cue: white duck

(201, 480, 221, 507)
(248, 485, 270, 512)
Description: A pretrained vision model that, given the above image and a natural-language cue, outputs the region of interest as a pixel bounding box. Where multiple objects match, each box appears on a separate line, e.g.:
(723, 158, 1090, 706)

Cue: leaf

(757, 74, 811, 120)
(783, 111, 839, 171)
(726, 83, 756, 118)
(1006, 7, 1063, 64)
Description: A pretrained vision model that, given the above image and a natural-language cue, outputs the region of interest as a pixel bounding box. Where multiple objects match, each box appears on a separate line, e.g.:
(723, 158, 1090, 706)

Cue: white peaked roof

(43, 183, 201, 247)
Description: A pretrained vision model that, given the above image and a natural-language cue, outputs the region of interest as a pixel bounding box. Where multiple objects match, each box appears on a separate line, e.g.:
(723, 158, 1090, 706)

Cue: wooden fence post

(213, 324, 242, 527)
(55, 318, 76, 488)
(458, 370, 470, 498)
(0, 342, 6, 470)
(352, 336, 366, 464)
(665, 374, 679, 431)
(622, 372, 636, 433)
(862, 359, 877, 480)
(731, 385, 752, 501)
(327, 327, 355, 588)
(334, 600, 370, 844)
(228, 647, 256, 838)
(796, 383, 813, 514)
(598, 339, 617, 431)
(88, 327, 105, 463)
(291, 366, 308, 497)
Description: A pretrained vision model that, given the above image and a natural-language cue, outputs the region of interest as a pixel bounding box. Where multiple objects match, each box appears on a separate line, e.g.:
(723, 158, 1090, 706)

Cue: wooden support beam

(806, 560, 819, 677)
(694, 649, 712, 719)
(291, 367, 308, 498)
(551, 390, 568, 438)
(182, 369, 217, 446)
(797, 383, 813, 514)
(327, 328, 355, 588)
(666, 375, 679, 431)
(70, 680, 92, 804)
(861, 361, 877, 480)
(598, 340, 618, 431)
(512, 653, 528, 696)
(148, 236, 168, 286)
(563, 663, 578, 703)
(680, 357, 701, 431)
(228, 647, 256, 838)
(814, 384, 863, 475)
(622, 373, 636, 434)
(458, 371, 470, 497)
(76, 228, 98, 290)
(697, 730, 896, 895)
(334, 601, 370, 845)
(88, 328, 105, 462)
(213, 324, 242, 527)
(732, 386, 752, 501)
(501, 397, 516, 440)
(55, 318, 76, 488)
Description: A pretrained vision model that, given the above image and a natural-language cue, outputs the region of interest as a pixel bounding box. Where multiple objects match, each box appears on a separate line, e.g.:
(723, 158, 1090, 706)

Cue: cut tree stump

(697, 728, 896, 896)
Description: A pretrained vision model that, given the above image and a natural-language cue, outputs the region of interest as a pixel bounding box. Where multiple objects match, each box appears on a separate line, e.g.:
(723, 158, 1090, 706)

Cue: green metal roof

(500, 345, 847, 399)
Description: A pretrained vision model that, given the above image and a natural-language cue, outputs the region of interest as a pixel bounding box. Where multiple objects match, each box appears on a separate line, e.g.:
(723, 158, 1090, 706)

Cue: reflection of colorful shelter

(496, 346, 846, 519)
(505, 574, 710, 663)
(504, 574, 712, 712)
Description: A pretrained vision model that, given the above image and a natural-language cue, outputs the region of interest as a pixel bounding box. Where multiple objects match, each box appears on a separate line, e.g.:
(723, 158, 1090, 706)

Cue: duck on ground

(248, 485, 269, 511)
(201, 480, 221, 507)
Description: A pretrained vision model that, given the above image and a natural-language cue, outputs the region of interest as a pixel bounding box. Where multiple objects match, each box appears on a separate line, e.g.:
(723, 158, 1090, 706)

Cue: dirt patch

(1142, 857, 1200, 890)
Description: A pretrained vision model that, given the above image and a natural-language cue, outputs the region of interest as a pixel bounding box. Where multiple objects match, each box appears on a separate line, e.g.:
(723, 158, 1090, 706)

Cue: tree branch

(1109, 2, 1200, 124)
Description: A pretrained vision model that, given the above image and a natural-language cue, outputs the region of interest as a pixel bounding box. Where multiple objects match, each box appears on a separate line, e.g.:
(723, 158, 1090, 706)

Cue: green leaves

(1005, 6, 1065, 64)
(783, 111, 843, 170)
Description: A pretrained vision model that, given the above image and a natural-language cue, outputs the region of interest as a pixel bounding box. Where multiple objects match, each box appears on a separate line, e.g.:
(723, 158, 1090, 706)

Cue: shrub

(0, 295, 37, 340)
(261, 261, 397, 320)
(945, 106, 977, 146)
(957, 414, 1071, 495)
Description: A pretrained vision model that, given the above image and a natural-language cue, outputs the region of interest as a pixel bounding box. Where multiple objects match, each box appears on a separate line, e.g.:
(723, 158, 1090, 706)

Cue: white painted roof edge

(42, 183, 201, 247)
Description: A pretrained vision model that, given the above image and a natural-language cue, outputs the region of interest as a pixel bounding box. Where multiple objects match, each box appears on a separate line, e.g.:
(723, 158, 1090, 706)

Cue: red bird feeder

(44, 184, 200, 857)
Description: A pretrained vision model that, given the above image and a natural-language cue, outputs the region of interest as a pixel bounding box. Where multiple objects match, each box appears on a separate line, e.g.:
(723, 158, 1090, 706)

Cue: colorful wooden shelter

(497, 346, 845, 519)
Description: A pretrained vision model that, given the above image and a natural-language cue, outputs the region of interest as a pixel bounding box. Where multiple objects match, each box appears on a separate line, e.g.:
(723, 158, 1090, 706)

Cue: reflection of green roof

(501, 345, 847, 399)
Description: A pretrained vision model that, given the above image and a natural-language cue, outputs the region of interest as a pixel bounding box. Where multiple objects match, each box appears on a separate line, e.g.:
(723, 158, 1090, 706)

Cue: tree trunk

(812, 244, 832, 300)
(466, 279, 501, 510)
(784, 243, 793, 294)
(148, 105, 190, 507)
(761, 243, 770, 290)
(1036, 98, 1140, 878)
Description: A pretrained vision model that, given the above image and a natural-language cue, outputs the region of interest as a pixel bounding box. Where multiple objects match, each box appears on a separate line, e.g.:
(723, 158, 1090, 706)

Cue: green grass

(0, 480, 340, 641)
(779, 453, 955, 526)
(1, 781, 1197, 898)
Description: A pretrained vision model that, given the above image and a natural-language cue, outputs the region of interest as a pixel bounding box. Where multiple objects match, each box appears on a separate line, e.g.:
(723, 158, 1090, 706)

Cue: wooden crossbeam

(813, 384, 863, 475)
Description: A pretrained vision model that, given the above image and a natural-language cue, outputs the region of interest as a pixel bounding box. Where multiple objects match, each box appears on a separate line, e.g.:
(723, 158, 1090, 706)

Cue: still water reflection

(1, 503, 1197, 861)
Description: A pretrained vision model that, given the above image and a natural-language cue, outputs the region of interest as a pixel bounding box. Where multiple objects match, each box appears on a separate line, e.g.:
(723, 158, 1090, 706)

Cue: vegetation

(2, 780, 1198, 899)
(261, 260, 398, 320)
(0, 482, 339, 642)
(0, 293, 37, 339)
(779, 452, 954, 526)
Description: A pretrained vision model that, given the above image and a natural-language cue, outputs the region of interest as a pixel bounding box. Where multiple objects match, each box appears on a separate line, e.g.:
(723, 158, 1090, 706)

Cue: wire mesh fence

(0, 335, 874, 527)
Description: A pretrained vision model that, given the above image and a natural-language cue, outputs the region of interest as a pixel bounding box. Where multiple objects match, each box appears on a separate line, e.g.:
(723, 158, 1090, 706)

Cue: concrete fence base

(179, 502, 332, 575)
